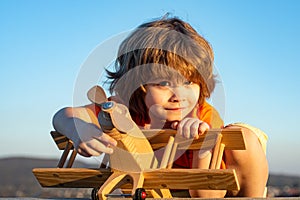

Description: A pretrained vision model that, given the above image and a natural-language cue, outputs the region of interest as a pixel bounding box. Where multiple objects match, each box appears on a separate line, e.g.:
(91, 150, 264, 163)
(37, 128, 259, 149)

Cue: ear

(87, 85, 107, 105)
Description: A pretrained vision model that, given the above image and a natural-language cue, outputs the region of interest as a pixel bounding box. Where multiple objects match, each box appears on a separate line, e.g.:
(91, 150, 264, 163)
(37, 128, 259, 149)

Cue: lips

(165, 107, 186, 111)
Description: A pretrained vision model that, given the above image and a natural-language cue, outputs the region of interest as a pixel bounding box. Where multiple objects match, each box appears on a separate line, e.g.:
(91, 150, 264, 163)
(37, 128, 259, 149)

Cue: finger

(183, 118, 199, 138)
(198, 122, 210, 135)
(77, 148, 92, 157)
(178, 118, 197, 138)
(77, 142, 103, 156)
(89, 138, 115, 154)
(98, 133, 118, 147)
(190, 120, 200, 139)
(171, 121, 179, 129)
(176, 118, 187, 138)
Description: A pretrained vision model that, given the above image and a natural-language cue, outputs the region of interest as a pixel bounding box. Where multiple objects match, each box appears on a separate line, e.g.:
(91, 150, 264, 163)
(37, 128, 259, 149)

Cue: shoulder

(198, 101, 217, 118)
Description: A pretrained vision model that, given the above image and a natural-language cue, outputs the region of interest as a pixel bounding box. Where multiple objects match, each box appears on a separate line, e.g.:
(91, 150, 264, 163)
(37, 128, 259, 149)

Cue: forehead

(139, 63, 198, 84)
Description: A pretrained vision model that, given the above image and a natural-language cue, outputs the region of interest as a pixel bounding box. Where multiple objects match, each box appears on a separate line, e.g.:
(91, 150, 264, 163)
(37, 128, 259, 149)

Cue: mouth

(165, 107, 186, 111)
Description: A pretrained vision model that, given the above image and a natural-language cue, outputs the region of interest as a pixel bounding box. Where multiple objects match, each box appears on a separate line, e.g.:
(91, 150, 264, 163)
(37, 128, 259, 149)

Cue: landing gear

(91, 187, 146, 200)
(133, 188, 147, 200)
(91, 187, 99, 200)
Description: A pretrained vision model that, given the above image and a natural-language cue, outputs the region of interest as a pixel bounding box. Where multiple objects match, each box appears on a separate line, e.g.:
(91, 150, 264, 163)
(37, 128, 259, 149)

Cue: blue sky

(0, 0, 300, 176)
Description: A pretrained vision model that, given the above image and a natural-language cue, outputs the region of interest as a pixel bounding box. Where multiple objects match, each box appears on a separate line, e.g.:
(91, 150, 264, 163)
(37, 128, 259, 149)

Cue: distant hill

(0, 156, 299, 197)
(268, 173, 300, 187)
(0, 157, 97, 198)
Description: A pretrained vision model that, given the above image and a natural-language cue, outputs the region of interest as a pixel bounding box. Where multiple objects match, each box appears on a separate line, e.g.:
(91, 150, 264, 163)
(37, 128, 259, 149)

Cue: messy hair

(106, 16, 216, 125)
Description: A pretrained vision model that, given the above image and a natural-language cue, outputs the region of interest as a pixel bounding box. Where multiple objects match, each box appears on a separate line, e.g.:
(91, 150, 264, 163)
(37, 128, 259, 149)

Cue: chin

(165, 115, 184, 122)
(165, 111, 188, 121)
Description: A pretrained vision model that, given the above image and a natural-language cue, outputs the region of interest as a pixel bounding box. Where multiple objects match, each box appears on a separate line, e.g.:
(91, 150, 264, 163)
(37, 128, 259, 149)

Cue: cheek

(144, 92, 155, 109)
(191, 86, 200, 103)
(190, 91, 199, 104)
(144, 89, 168, 108)
(148, 104, 167, 120)
(145, 91, 168, 120)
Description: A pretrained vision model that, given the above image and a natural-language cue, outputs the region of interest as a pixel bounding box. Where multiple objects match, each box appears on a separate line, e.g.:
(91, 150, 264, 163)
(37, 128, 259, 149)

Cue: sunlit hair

(106, 16, 216, 125)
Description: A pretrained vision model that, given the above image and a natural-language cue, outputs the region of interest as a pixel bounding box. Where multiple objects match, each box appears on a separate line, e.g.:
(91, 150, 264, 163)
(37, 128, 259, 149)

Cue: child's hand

(71, 118, 117, 157)
(75, 133, 117, 157)
(171, 118, 210, 139)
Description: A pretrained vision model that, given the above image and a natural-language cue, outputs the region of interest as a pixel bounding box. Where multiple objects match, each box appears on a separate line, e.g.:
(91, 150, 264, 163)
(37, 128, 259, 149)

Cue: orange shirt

(197, 101, 224, 129)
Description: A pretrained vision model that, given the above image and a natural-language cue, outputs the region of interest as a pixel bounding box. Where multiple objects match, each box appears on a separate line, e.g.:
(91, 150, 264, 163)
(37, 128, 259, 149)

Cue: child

(53, 16, 268, 197)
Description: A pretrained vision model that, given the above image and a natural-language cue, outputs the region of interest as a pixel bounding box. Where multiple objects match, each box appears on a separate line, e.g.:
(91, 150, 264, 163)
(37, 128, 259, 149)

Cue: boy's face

(144, 78, 200, 125)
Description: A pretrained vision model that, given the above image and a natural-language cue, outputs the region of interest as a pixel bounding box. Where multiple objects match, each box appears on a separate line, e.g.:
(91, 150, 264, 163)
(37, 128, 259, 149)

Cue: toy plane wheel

(91, 187, 99, 200)
(133, 188, 146, 200)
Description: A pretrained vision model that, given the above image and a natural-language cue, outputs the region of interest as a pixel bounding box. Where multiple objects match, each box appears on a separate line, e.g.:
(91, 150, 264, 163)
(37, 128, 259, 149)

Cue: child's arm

(52, 106, 117, 157)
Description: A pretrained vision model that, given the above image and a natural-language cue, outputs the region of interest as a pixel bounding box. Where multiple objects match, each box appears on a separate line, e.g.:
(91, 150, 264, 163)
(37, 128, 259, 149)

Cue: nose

(169, 86, 186, 102)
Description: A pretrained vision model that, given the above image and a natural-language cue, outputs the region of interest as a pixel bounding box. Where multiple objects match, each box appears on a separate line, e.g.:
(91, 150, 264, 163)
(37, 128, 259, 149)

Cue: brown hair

(106, 16, 216, 125)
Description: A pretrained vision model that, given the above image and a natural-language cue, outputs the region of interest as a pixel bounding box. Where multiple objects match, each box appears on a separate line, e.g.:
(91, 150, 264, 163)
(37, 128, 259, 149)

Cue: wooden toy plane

(33, 86, 246, 200)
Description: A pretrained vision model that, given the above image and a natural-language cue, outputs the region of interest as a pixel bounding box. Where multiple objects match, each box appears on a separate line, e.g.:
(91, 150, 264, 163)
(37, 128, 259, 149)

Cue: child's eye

(158, 81, 171, 87)
(183, 81, 193, 86)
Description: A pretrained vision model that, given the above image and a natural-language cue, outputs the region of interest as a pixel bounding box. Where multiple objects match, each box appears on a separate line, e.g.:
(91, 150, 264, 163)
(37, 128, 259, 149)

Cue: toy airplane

(33, 86, 246, 200)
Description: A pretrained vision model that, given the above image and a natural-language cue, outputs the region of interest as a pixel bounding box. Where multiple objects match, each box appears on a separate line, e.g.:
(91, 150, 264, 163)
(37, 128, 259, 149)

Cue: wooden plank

(66, 149, 77, 168)
(33, 168, 239, 191)
(209, 134, 222, 169)
(50, 131, 73, 150)
(220, 128, 246, 150)
(57, 141, 73, 168)
(108, 128, 159, 172)
(159, 136, 175, 168)
(32, 168, 112, 188)
(144, 128, 245, 150)
(216, 143, 225, 169)
(175, 131, 219, 151)
(107, 198, 299, 200)
(9, 198, 300, 200)
(50, 128, 245, 152)
(142, 168, 239, 191)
